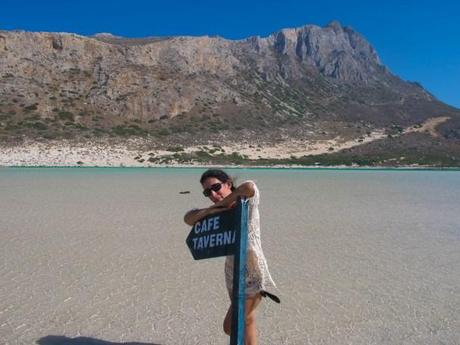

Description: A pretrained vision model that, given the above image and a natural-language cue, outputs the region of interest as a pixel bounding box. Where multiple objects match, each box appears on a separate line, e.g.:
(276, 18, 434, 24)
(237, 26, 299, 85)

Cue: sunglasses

(203, 182, 223, 197)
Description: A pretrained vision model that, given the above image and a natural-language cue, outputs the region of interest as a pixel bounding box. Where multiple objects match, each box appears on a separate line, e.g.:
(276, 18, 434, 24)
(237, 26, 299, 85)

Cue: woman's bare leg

(223, 293, 262, 345)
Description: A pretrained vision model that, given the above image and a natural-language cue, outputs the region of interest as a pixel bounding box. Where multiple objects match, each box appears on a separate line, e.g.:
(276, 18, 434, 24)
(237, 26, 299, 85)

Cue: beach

(0, 168, 459, 344)
(0, 117, 451, 168)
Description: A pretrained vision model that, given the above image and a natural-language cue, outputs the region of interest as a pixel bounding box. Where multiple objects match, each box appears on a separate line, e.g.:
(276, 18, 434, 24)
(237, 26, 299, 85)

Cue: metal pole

(230, 197, 249, 345)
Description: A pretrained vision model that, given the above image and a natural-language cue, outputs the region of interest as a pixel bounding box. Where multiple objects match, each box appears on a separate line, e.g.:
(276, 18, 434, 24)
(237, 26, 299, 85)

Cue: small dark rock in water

(179, 191, 191, 194)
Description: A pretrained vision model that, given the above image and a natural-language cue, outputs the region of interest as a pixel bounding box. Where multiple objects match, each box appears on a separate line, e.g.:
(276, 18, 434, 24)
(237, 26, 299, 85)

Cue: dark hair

(200, 169, 236, 191)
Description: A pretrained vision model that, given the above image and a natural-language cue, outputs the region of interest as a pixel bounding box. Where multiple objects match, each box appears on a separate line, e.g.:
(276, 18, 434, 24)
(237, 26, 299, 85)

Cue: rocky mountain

(1, 21, 459, 166)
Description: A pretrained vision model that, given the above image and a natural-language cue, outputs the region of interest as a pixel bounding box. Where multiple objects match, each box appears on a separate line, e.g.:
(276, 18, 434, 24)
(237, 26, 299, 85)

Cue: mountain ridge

(0, 22, 459, 166)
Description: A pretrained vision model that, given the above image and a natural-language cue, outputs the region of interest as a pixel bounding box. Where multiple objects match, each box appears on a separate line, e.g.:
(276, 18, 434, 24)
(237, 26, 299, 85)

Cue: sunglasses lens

(211, 183, 222, 192)
(203, 183, 222, 197)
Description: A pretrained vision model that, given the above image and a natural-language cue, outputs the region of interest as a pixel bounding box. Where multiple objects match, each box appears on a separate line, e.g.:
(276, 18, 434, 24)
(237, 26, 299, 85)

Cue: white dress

(224, 180, 277, 299)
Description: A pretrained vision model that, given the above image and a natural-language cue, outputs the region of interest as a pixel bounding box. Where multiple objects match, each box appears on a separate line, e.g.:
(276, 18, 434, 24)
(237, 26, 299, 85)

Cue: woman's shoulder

(241, 179, 259, 191)
(241, 179, 258, 187)
(240, 180, 259, 203)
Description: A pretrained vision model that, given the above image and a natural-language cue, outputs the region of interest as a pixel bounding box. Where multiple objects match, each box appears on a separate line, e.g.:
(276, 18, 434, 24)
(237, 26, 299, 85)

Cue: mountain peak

(256, 21, 384, 83)
(92, 32, 121, 38)
(326, 20, 343, 32)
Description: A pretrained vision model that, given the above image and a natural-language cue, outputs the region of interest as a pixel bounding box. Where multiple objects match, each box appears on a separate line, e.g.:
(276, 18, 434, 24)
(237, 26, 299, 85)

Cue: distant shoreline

(2, 164, 460, 171)
(2, 117, 458, 168)
(2, 115, 459, 169)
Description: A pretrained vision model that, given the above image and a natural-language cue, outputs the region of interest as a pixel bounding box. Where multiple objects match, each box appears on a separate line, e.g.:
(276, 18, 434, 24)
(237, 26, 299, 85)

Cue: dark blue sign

(186, 208, 238, 260)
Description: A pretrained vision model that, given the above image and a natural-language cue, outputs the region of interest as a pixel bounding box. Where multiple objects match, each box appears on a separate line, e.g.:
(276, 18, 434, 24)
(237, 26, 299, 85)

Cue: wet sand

(0, 168, 459, 344)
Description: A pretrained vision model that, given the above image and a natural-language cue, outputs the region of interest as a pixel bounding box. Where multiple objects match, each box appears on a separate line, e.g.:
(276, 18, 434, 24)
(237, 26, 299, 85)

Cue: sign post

(230, 198, 249, 345)
(186, 197, 249, 345)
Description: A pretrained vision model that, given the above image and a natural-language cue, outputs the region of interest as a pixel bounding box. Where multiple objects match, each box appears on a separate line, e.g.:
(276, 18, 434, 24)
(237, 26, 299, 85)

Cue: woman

(184, 169, 279, 345)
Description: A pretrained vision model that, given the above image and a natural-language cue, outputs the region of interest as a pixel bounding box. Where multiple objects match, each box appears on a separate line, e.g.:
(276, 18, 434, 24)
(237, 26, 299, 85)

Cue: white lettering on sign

(193, 216, 221, 234)
(191, 230, 236, 250)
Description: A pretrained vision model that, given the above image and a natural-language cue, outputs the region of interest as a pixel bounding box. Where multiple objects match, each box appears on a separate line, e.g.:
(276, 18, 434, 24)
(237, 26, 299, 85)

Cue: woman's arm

(183, 182, 255, 226)
(183, 207, 226, 226)
(211, 181, 255, 209)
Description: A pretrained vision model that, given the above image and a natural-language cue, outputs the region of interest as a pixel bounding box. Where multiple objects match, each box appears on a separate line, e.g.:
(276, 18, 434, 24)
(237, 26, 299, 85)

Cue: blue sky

(2, 0, 459, 108)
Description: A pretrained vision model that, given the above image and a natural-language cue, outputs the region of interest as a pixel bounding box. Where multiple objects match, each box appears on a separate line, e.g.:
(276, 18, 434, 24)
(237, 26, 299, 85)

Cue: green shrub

(167, 146, 184, 152)
(31, 122, 48, 130)
(58, 111, 74, 121)
(69, 68, 81, 74)
(24, 104, 38, 112)
(195, 150, 211, 158)
(42, 132, 59, 140)
(112, 125, 147, 137)
(157, 128, 170, 136)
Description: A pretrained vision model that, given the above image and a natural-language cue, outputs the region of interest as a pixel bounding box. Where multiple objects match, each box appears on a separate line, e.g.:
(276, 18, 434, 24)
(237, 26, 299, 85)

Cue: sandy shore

(0, 117, 450, 167)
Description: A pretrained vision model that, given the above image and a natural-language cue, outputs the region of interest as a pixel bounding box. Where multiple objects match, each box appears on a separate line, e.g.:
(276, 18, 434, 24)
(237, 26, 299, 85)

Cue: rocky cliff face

(0, 21, 459, 149)
(245, 21, 384, 83)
